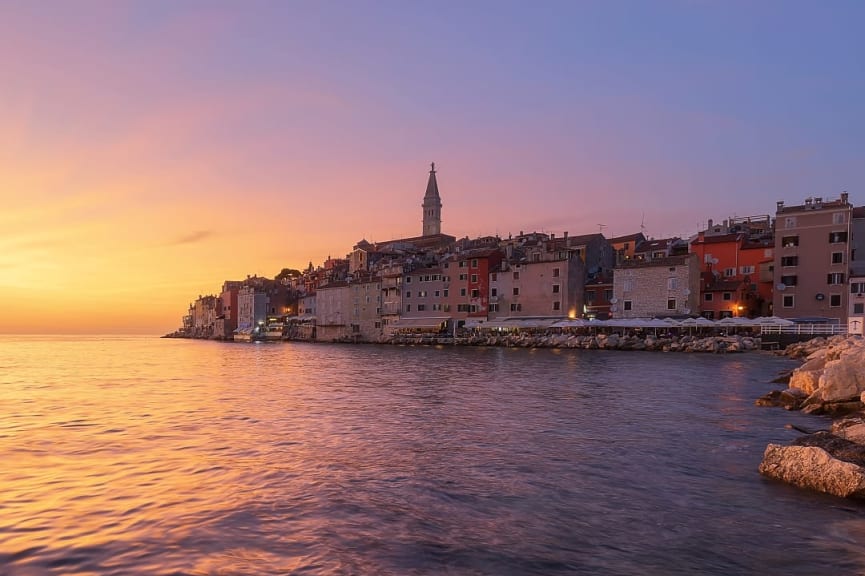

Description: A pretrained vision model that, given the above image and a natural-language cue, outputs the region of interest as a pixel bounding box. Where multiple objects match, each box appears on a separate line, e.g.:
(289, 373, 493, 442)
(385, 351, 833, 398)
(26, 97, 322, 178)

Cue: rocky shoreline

(389, 332, 762, 352)
(757, 335, 865, 499)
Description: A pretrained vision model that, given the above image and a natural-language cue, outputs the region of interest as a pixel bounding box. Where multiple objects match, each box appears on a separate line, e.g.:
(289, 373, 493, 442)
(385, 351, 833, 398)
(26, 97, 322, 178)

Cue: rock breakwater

(758, 335, 865, 499)
(389, 332, 760, 352)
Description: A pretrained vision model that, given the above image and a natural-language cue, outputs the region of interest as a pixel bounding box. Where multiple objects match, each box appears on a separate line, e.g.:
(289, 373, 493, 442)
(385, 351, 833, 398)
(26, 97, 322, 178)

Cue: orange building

(689, 232, 774, 318)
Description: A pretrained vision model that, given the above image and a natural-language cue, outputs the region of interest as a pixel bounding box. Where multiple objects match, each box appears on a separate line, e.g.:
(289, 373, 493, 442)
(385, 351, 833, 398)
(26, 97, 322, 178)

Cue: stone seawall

(387, 332, 760, 353)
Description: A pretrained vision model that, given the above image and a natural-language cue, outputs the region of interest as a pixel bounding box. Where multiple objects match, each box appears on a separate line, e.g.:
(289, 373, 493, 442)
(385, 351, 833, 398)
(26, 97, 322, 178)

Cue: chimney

(776, 200, 785, 211)
(842, 191, 849, 204)
(707, 219, 713, 229)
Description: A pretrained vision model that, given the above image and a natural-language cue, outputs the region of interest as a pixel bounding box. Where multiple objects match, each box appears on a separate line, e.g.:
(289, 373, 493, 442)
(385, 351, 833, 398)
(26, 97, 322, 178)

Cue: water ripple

(0, 336, 863, 574)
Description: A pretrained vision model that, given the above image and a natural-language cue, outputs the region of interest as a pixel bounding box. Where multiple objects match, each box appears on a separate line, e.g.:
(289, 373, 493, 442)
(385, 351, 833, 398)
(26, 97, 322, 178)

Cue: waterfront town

(171, 164, 864, 344)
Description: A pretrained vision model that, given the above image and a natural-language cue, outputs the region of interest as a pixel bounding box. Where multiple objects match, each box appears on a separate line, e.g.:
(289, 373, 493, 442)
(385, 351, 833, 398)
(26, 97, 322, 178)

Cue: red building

(446, 248, 504, 321)
(690, 230, 774, 318)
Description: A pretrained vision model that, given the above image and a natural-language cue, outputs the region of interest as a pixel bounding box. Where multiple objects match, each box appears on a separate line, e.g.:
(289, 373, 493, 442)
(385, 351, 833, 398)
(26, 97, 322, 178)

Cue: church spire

(422, 162, 442, 236)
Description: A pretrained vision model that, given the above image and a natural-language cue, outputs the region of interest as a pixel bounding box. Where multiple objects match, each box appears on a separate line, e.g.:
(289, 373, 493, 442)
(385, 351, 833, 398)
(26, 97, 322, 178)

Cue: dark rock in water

(793, 432, 865, 467)
(755, 390, 784, 407)
(755, 389, 808, 410)
(772, 370, 793, 385)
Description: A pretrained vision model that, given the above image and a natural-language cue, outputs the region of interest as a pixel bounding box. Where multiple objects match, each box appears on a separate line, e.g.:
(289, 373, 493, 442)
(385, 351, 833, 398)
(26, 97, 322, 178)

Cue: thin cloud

(169, 230, 214, 246)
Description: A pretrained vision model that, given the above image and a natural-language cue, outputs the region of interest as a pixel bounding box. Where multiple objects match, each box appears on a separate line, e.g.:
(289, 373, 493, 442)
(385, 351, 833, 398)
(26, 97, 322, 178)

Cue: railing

(760, 324, 848, 336)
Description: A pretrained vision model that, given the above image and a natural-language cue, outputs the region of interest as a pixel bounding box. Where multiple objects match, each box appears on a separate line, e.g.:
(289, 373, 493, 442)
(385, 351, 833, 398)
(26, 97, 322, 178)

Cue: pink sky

(0, 1, 862, 333)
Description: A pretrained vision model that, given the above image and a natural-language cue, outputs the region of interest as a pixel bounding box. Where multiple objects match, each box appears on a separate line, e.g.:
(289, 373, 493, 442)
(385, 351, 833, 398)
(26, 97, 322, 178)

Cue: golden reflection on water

(1, 336, 863, 575)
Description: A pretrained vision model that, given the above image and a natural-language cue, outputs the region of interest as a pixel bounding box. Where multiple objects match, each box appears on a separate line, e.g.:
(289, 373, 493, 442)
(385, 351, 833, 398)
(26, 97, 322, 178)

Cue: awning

(393, 317, 451, 329)
(479, 317, 562, 330)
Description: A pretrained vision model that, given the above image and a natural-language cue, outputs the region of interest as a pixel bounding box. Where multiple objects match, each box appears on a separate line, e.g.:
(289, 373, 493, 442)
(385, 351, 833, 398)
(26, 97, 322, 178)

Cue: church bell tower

(422, 162, 442, 236)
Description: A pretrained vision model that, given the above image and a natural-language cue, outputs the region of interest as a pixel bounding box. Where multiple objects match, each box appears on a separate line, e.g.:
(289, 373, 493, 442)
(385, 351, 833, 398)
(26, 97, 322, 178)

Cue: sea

(1, 335, 864, 575)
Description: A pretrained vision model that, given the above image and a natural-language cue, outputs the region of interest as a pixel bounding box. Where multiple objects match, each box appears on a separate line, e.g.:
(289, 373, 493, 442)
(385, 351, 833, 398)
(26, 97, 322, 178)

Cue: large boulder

(819, 358, 865, 403)
(760, 442, 865, 499)
(789, 368, 824, 396)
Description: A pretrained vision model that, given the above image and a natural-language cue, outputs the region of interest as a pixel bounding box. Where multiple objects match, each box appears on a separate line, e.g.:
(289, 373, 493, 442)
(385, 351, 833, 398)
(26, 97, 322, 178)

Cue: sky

(1, 0, 863, 334)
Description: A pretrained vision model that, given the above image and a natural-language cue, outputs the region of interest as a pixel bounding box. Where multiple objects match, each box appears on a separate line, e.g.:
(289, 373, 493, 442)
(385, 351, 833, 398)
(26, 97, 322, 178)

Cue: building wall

(613, 254, 700, 318)
(402, 268, 449, 318)
(773, 196, 852, 322)
(495, 255, 584, 318)
(237, 287, 268, 331)
(348, 278, 382, 341)
(315, 283, 351, 341)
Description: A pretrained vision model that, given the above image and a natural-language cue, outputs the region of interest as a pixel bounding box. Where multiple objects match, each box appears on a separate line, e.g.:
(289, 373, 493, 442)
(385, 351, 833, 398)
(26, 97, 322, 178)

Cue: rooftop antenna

(640, 211, 647, 237)
(598, 223, 606, 234)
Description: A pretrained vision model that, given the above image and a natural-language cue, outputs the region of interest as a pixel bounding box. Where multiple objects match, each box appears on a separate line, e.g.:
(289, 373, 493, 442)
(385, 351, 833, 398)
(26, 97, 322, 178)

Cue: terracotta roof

(691, 233, 742, 245)
(609, 232, 645, 244)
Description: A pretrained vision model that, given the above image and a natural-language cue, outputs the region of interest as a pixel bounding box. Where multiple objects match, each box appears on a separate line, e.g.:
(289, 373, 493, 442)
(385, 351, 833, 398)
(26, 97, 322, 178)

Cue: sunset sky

(1, 1, 863, 334)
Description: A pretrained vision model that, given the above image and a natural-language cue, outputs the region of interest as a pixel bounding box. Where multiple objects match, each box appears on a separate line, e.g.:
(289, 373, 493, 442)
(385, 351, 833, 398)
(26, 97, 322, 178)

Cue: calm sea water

(1, 335, 864, 575)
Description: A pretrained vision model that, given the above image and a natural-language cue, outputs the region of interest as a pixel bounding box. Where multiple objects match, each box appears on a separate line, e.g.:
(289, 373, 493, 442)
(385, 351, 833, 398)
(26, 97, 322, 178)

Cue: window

(405, 291, 411, 298)
(553, 301, 561, 311)
(491, 288, 497, 297)
(704, 293, 713, 302)
(781, 256, 798, 267)
(723, 268, 735, 277)
(781, 236, 799, 248)
(702, 311, 715, 320)
(443, 289, 449, 297)
(513, 271, 520, 280)
(623, 279, 634, 292)
(405, 276, 412, 283)
(419, 290, 428, 297)
(457, 304, 470, 312)
(552, 284, 560, 294)
(471, 259, 478, 268)
(852, 283, 865, 294)
(829, 231, 848, 243)
(784, 216, 797, 228)
(470, 274, 478, 283)
(719, 310, 733, 319)
(604, 289, 613, 300)
(470, 305, 478, 313)
(432, 304, 441, 311)
(667, 298, 676, 310)
(667, 278, 678, 290)
(586, 290, 596, 304)
(492, 273, 497, 281)
(832, 252, 844, 264)
(722, 292, 732, 301)
(489, 303, 499, 312)
(830, 294, 842, 308)
(471, 289, 479, 298)
(513, 287, 520, 296)
(781, 275, 798, 286)
(405, 304, 411, 312)
(834, 212, 847, 224)
(827, 273, 845, 285)
(553, 267, 560, 278)
(460, 288, 467, 296)
(782, 295, 794, 308)
(532, 253, 540, 262)
(740, 265, 755, 275)
(459, 273, 467, 281)
(417, 304, 426, 311)
(459, 261, 467, 268)
(434, 290, 440, 297)
(653, 251, 665, 259)
(855, 303, 865, 314)
(510, 303, 522, 312)
(623, 300, 632, 311)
